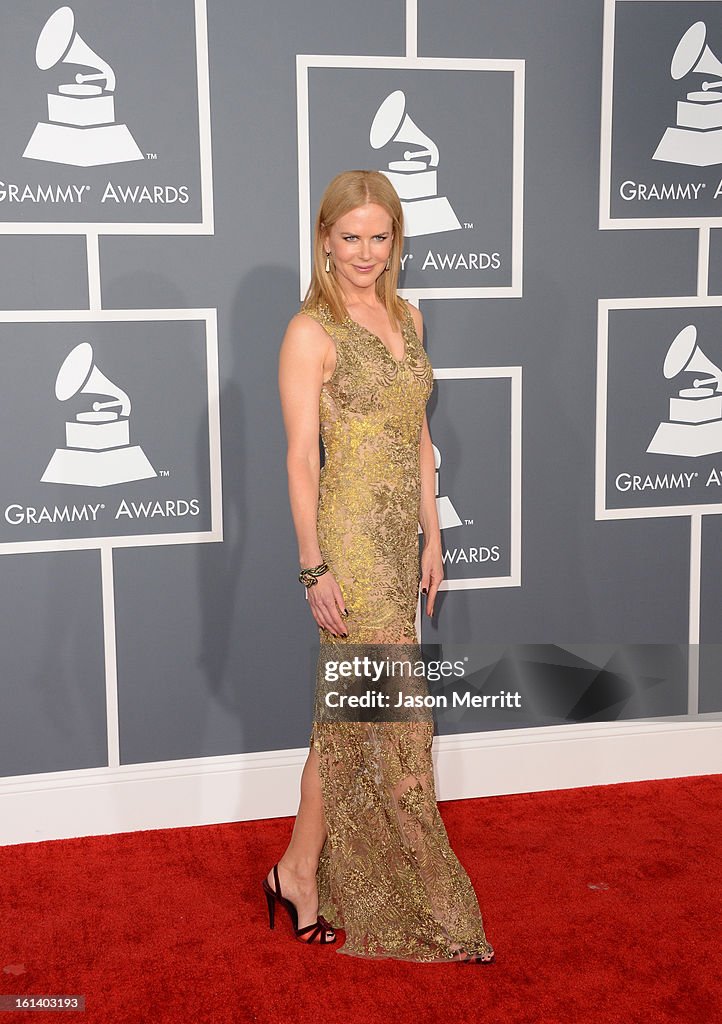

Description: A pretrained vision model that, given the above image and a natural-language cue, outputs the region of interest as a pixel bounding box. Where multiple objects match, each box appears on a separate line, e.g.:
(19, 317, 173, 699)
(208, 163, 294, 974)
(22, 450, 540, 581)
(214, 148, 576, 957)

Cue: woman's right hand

(306, 571, 349, 637)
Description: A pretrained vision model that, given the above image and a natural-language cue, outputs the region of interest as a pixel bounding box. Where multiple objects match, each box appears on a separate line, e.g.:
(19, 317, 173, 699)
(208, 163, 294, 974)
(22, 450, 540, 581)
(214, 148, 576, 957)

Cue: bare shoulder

(404, 299, 424, 338)
(281, 311, 330, 360)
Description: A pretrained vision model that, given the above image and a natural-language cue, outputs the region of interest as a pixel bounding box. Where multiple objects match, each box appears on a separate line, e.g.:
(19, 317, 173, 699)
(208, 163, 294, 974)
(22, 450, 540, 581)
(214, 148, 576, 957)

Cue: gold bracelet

(298, 562, 328, 588)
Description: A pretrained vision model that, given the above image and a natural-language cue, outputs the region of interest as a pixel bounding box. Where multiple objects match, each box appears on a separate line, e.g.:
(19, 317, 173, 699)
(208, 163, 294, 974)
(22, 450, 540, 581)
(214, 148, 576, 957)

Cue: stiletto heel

(264, 887, 275, 929)
(261, 863, 336, 945)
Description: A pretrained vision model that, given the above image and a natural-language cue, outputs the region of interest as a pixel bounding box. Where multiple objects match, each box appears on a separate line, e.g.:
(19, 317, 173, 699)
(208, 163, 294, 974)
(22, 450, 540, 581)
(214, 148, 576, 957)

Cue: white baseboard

(1, 718, 721, 846)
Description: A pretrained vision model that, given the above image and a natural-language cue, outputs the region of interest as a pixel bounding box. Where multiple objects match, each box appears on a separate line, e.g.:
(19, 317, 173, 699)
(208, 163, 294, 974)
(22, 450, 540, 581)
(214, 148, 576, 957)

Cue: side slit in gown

(304, 300, 495, 963)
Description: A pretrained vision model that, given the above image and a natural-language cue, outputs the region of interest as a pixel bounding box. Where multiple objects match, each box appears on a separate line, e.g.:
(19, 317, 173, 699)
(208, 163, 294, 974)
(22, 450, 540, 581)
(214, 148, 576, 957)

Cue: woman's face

(324, 203, 393, 294)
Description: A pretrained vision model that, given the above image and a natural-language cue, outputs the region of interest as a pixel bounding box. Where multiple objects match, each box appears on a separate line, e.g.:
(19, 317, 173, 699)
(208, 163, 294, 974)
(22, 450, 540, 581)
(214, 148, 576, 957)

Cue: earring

(385, 257, 391, 271)
(325, 251, 331, 273)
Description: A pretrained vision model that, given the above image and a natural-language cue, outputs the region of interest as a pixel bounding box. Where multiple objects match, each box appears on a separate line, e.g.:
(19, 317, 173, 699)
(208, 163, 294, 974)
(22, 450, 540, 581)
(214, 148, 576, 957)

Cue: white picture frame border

(599, 0, 722, 231)
(297, 55, 525, 298)
(596, 294, 722, 519)
(0, 307, 222, 553)
(0, 0, 214, 236)
(432, 366, 522, 590)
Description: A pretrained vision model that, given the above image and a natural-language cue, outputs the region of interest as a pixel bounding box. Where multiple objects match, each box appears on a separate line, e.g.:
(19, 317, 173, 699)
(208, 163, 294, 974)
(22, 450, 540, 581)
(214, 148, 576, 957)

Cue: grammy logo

(418, 444, 463, 533)
(654, 21, 722, 166)
(647, 325, 722, 457)
(370, 90, 461, 237)
(23, 6, 144, 167)
(41, 342, 156, 487)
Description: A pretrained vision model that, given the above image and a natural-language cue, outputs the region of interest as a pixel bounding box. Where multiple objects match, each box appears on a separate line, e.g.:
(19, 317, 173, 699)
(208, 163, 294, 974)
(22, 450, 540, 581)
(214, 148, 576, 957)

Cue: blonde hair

(303, 170, 406, 329)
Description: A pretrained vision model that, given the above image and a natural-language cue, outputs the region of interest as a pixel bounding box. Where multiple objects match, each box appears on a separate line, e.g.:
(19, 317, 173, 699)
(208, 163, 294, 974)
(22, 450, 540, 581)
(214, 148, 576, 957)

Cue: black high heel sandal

(262, 863, 336, 945)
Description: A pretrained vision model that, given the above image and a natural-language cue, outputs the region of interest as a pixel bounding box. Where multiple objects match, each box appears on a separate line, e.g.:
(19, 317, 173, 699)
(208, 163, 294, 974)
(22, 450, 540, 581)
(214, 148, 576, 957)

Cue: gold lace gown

(303, 299, 495, 963)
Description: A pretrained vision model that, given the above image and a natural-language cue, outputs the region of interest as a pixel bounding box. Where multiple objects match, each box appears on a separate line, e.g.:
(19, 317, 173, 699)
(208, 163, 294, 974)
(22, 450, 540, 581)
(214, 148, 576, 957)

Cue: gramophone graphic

(418, 444, 463, 533)
(23, 6, 143, 167)
(647, 325, 722, 457)
(653, 21, 722, 166)
(41, 342, 156, 487)
(370, 90, 461, 237)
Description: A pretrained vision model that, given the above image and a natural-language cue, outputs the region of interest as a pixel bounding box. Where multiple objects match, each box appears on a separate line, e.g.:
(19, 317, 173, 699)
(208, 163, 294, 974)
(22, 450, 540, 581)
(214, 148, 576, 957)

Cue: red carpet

(1, 773, 719, 1024)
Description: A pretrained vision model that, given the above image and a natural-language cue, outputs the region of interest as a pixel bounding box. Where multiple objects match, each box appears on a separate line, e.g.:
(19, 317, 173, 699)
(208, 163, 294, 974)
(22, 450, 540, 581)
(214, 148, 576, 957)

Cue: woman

(267, 170, 495, 963)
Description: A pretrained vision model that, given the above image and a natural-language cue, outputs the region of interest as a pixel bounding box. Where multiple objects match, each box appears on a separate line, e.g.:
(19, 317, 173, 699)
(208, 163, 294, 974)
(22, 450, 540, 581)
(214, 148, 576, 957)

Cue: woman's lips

(354, 265, 375, 272)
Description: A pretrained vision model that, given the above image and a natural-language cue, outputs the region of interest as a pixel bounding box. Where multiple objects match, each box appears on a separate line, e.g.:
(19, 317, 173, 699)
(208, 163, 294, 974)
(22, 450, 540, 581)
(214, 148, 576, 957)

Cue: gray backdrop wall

(0, 0, 720, 795)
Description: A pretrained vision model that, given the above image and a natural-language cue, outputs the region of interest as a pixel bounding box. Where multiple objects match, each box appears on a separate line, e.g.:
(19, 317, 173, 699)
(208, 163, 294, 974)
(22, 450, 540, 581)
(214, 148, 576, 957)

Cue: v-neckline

(344, 310, 409, 365)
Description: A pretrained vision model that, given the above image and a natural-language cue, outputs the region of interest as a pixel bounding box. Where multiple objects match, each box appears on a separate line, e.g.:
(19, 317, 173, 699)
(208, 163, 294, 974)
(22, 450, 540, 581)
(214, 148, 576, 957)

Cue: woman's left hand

(420, 543, 444, 617)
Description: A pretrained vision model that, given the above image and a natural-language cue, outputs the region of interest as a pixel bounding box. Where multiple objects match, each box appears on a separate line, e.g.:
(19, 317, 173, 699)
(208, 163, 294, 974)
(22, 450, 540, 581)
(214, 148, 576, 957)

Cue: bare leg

(266, 743, 333, 934)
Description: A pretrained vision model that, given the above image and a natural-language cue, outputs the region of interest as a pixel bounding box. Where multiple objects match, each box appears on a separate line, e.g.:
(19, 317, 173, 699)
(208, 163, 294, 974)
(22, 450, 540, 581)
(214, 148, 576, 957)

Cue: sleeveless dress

(302, 299, 495, 963)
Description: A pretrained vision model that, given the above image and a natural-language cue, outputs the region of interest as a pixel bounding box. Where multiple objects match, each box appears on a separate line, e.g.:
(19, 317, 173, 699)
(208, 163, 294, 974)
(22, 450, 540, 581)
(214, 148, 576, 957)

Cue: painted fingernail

(422, 588, 427, 594)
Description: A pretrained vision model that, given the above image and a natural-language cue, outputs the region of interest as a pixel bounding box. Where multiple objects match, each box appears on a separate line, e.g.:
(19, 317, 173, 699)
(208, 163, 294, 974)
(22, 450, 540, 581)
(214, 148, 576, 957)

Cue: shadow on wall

(101, 263, 303, 760)
(194, 264, 301, 704)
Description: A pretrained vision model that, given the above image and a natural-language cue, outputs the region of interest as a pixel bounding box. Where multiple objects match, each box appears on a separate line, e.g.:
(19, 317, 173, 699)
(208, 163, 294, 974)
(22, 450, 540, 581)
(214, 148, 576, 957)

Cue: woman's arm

(419, 412, 441, 547)
(407, 303, 444, 616)
(278, 314, 348, 636)
(278, 314, 326, 568)
(418, 410, 444, 616)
